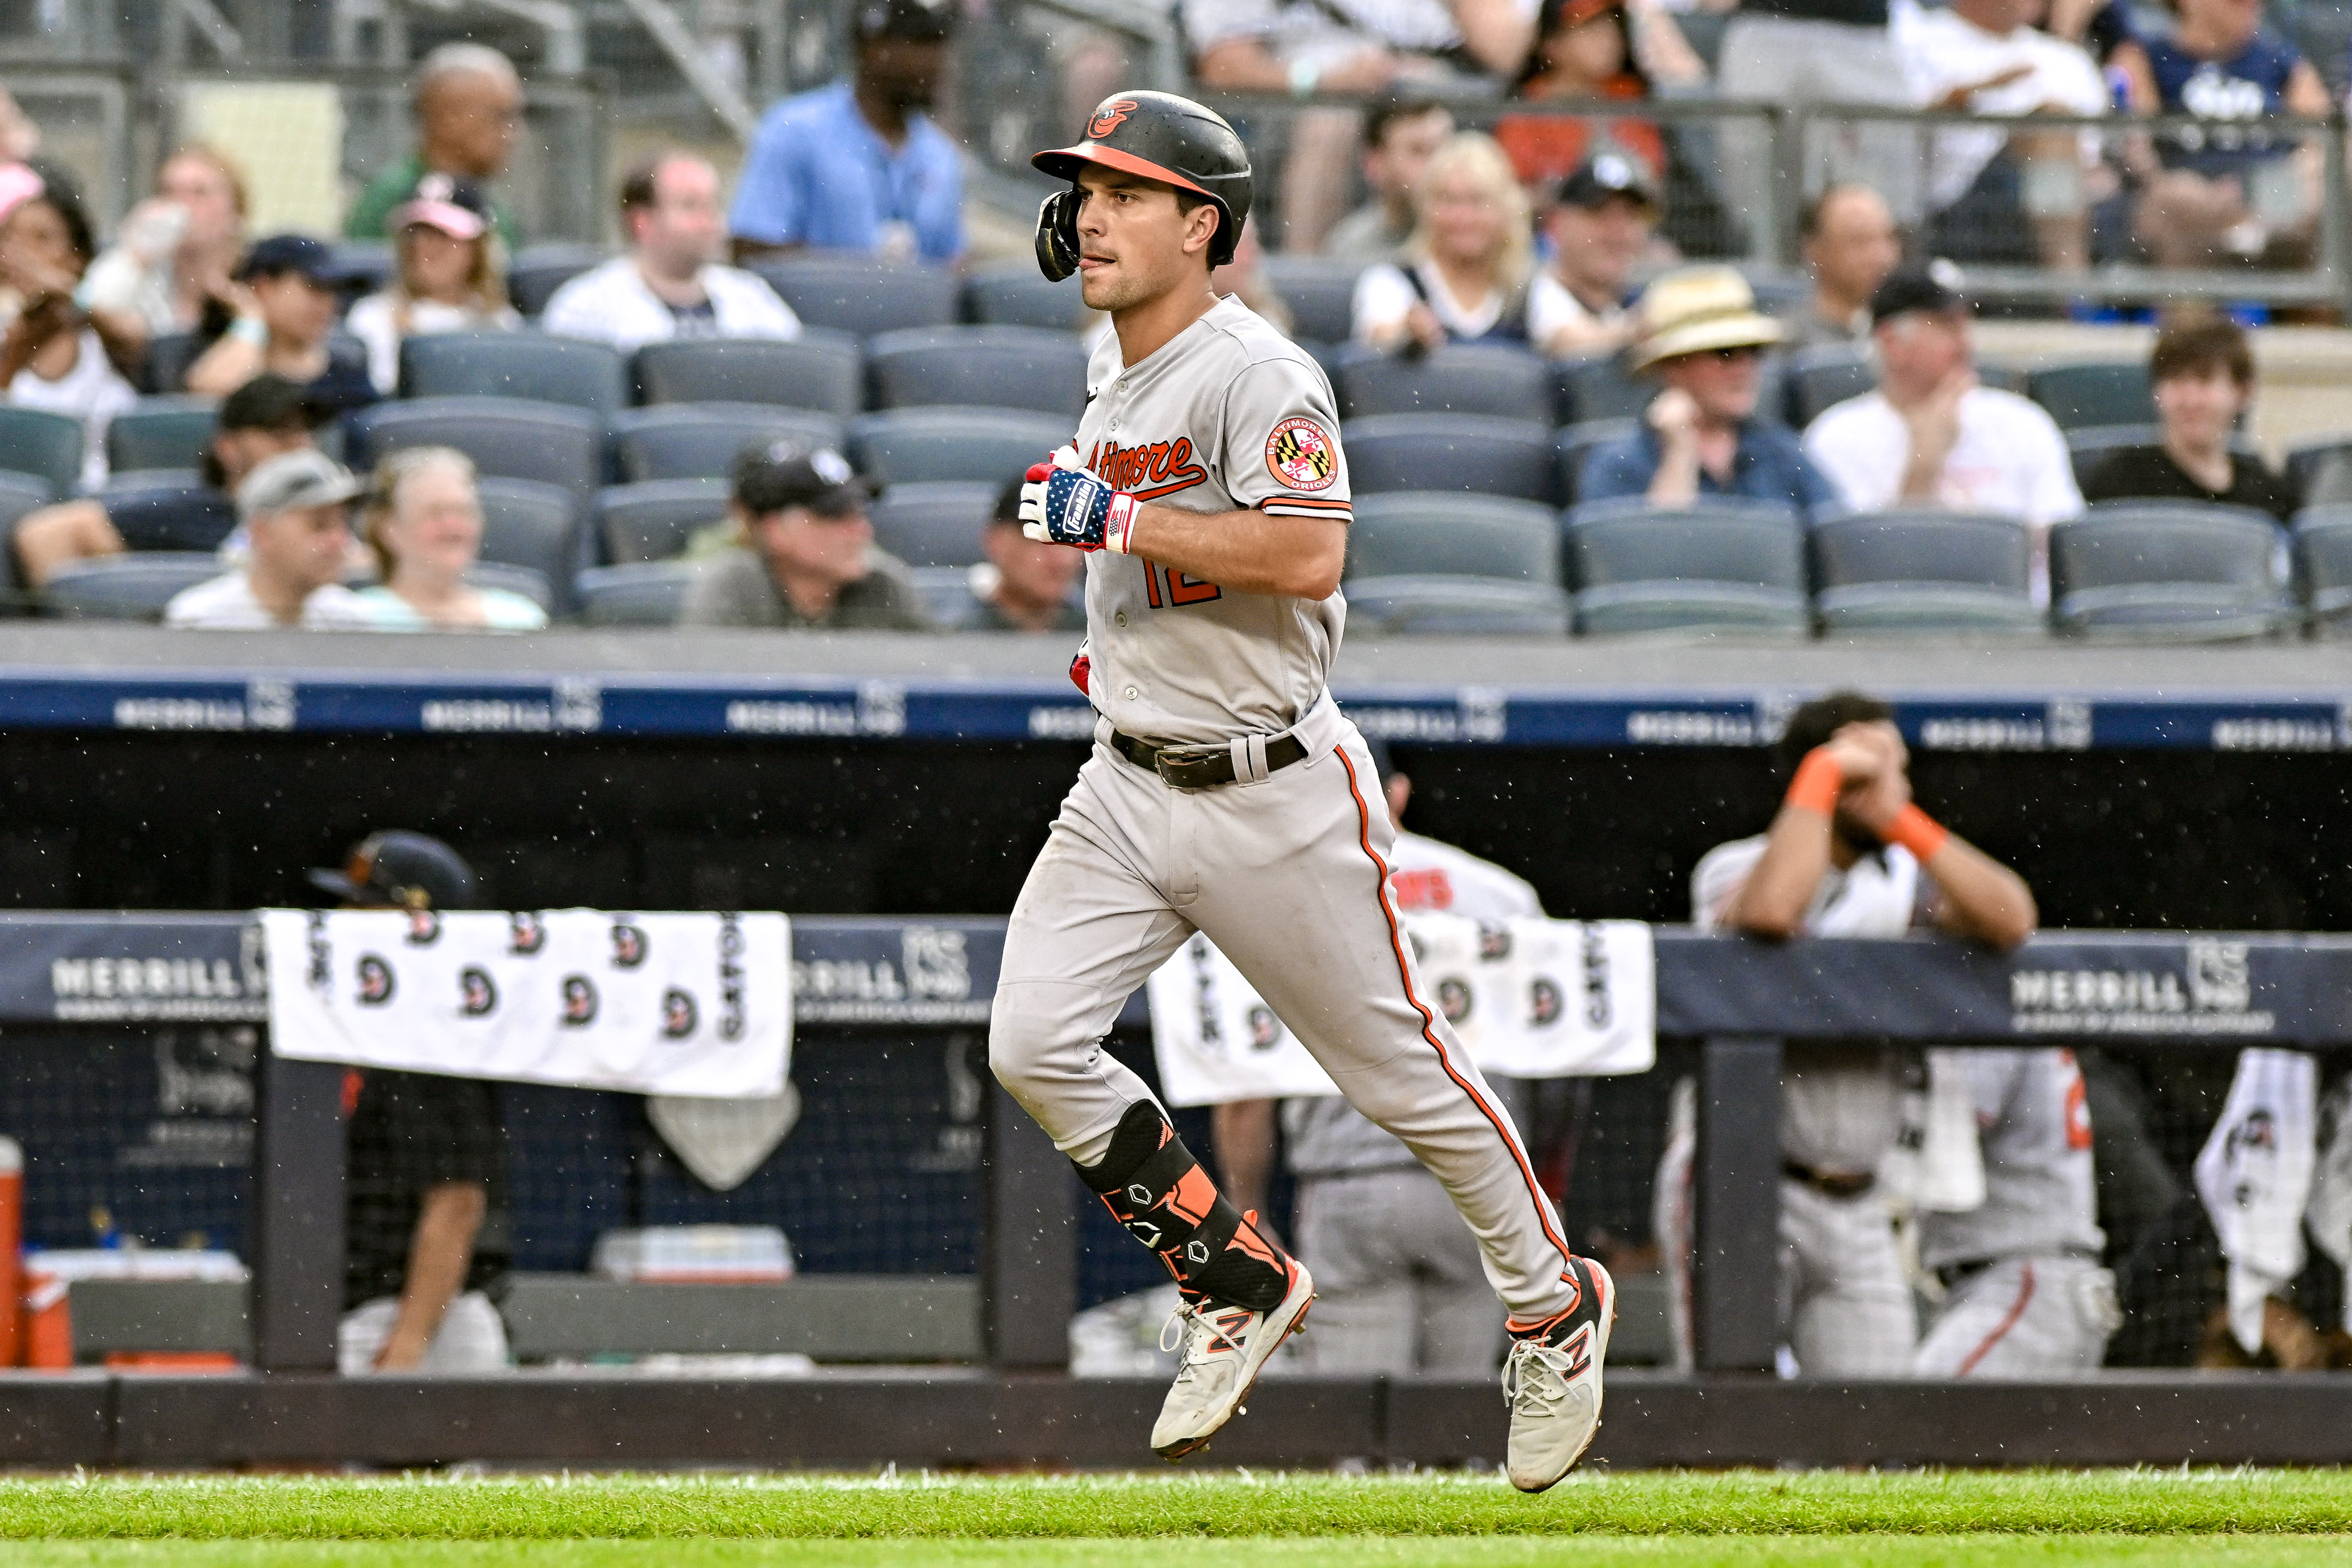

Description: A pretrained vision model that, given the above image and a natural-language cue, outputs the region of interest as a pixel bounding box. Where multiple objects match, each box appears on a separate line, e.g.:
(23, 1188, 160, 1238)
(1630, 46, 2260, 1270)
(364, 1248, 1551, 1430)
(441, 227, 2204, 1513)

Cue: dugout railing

(2, 911, 2349, 1468)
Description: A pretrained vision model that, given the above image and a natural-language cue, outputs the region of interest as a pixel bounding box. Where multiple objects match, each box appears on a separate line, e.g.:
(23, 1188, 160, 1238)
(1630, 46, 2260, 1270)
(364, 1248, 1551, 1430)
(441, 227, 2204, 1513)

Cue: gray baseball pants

(1292, 1166, 1506, 1375)
(989, 698, 1581, 1324)
(1913, 1255, 2118, 1378)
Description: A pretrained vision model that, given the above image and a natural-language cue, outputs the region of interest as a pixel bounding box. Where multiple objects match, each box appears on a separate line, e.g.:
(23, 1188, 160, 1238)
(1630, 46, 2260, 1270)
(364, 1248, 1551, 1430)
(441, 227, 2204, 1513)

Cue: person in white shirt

(344, 177, 522, 395)
(76, 144, 250, 364)
(351, 446, 547, 632)
(1528, 151, 1659, 358)
(165, 449, 371, 629)
(541, 152, 800, 353)
(1895, 0, 2109, 272)
(0, 164, 137, 491)
(1352, 131, 1537, 353)
(1803, 260, 2081, 601)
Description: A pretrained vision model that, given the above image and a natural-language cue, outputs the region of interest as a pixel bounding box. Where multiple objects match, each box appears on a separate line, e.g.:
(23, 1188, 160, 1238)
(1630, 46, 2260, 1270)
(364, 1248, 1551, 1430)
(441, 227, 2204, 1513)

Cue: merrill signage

(2008, 940, 2274, 1038)
(44, 923, 267, 1023)
(790, 923, 992, 1025)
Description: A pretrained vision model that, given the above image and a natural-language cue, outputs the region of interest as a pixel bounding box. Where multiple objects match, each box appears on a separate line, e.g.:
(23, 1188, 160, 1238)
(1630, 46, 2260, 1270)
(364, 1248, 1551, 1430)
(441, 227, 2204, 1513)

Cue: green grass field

(0, 1470, 2343, 1567)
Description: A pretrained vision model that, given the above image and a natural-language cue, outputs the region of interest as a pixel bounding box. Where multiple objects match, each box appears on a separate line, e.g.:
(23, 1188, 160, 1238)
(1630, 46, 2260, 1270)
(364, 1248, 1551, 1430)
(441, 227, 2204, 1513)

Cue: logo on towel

(405, 910, 441, 946)
(611, 922, 649, 969)
(355, 955, 395, 1006)
(509, 912, 546, 955)
(460, 966, 498, 1018)
(662, 987, 699, 1039)
(561, 974, 599, 1026)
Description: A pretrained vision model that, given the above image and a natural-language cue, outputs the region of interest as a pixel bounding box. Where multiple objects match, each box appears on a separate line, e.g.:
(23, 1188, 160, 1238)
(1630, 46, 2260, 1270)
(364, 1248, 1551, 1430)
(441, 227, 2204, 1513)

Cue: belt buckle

(1153, 744, 1225, 789)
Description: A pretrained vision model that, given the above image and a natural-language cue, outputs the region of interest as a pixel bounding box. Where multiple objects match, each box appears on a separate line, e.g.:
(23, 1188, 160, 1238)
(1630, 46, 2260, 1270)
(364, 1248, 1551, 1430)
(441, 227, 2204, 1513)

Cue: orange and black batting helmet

(1032, 91, 1253, 280)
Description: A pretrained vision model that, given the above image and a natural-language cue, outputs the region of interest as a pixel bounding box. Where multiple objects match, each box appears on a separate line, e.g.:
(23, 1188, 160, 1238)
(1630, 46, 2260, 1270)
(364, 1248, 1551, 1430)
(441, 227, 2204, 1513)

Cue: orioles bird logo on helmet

(1088, 99, 1139, 138)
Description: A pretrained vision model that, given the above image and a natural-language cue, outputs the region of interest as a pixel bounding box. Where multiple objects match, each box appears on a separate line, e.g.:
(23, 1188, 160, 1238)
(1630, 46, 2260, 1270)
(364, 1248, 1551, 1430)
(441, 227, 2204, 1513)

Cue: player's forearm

(1722, 808, 1834, 938)
(1210, 1099, 1279, 1222)
(377, 1182, 486, 1368)
(1128, 503, 1345, 600)
(1925, 838, 2038, 950)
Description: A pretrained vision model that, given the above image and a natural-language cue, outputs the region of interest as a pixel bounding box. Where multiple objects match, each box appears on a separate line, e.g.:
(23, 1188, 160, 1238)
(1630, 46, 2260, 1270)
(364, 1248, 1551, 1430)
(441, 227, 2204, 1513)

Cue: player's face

(1072, 168, 1215, 312)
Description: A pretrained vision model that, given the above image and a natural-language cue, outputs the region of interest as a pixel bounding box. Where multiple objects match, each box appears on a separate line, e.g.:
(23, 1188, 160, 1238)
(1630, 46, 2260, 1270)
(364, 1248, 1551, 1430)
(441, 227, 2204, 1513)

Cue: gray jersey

(1076, 296, 1352, 746)
(1919, 1047, 2105, 1270)
(1284, 829, 1542, 1178)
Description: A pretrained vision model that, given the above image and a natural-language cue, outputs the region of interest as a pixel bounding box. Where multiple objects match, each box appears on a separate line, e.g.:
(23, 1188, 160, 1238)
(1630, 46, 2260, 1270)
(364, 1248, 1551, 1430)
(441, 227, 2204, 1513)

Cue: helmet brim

(1032, 142, 1220, 204)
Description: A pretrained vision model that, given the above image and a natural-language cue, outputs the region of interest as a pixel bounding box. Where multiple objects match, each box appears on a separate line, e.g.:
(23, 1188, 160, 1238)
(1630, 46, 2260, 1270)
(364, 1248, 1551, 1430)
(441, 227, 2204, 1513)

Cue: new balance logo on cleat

(1503, 1257, 1614, 1493)
(1150, 1255, 1315, 1462)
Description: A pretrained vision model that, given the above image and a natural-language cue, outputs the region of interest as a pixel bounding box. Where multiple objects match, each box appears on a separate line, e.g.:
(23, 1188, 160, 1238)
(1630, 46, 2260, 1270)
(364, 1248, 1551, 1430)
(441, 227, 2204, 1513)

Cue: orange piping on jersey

(1257, 496, 1353, 512)
(1333, 744, 1580, 1291)
(1955, 1261, 2036, 1376)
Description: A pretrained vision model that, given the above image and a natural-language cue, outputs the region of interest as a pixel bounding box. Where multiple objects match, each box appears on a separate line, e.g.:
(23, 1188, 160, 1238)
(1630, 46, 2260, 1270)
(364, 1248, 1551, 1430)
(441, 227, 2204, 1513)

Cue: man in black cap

(183, 235, 376, 416)
(680, 440, 933, 630)
(313, 831, 512, 1376)
(1532, 151, 1659, 358)
(728, 0, 962, 264)
(952, 478, 1087, 633)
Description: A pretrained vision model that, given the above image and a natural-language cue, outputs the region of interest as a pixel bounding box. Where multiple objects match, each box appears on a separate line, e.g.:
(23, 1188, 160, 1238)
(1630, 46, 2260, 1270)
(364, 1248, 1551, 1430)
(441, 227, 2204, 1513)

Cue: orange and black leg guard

(1078, 1100, 1290, 1311)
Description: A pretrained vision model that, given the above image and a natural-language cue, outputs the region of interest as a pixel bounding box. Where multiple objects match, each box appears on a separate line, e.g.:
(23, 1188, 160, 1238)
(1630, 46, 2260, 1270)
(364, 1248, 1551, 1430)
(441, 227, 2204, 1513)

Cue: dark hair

(1364, 91, 1448, 148)
(991, 477, 1025, 527)
(17, 158, 95, 267)
(2150, 306, 2254, 389)
(618, 152, 703, 222)
(1515, 0, 1646, 96)
(1776, 691, 1894, 772)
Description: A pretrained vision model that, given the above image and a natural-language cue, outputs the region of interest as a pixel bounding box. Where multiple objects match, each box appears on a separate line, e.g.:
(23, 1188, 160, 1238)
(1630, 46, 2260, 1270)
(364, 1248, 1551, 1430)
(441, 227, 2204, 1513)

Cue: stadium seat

(1343, 576, 1573, 635)
(142, 331, 201, 395)
(866, 326, 1090, 419)
(44, 552, 220, 620)
(399, 331, 630, 416)
(576, 561, 695, 626)
(908, 564, 977, 623)
(750, 258, 958, 336)
(869, 481, 998, 568)
(476, 478, 587, 616)
(607, 404, 844, 484)
(1341, 414, 1558, 504)
(1333, 344, 1553, 422)
(2287, 433, 2352, 506)
(465, 561, 556, 614)
(1345, 493, 1560, 585)
(325, 242, 394, 301)
(1262, 257, 1359, 345)
(2065, 423, 2161, 492)
(0, 470, 51, 606)
(2049, 503, 2293, 640)
(507, 244, 608, 318)
(1558, 418, 1638, 508)
(2027, 362, 2155, 431)
(2294, 505, 2352, 636)
(593, 479, 731, 565)
(107, 397, 219, 477)
(1565, 498, 1810, 635)
(0, 405, 84, 498)
(1554, 354, 1652, 425)
(846, 406, 1073, 487)
(632, 331, 863, 416)
(964, 265, 1087, 330)
(1784, 342, 1876, 427)
(1810, 510, 2042, 635)
(95, 475, 234, 554)
(347, 397, 603, 499)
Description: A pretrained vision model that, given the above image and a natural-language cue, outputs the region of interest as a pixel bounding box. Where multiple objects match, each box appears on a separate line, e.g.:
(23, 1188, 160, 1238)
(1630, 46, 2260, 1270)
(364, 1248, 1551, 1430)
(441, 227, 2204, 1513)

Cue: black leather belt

(1109, 728, 1307, 789)
(1782, 1160, 1877, 1201)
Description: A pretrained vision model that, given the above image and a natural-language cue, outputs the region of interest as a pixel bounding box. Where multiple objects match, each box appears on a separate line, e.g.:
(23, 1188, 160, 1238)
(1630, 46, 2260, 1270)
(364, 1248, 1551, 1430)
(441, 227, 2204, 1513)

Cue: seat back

(347, 396, 604, 498)
(399, 331, 629, 415)
(465, 561, 555, 613)
(632, 332, 863, 416)
(1554, 354, 1651, 425)
(2294, 438, 2352, 508)
(0, 405, 84, 497)
(2028, 362, 2155, 431)
(1568, 500, 1806, 590)
(1785, 342, 1876, 427)
(1334, 344, 1553, 422)
(1557, 418, 1639, 508)
(1342, 576, 1573, 635)
(508, 244, 607, 318)
(96, 477, 236, 554)
(1340, 414, 1557, 503)
(1262, 258, 1359, 345)
(2051, 503, 2284, 596)
(1347, 493, 1560, 583)
(866, 326, 1089, 419)
(0, 470, 53, 601)
(107, 396, 219, 476)
(46, 552, 222, 620)
(576, 561, 695, 626)
(593, 479, 732, 565)
(846, 406, 1074, 487)
(750, 258, 958, 336)
(964, 266, 1088, 330)
(475, 478, 585, 614)
(1811, 510, 2032, 591)
(2065, 423, 2162, 492)
(869, 481, 999, 568)
(606, 405, 843, 484)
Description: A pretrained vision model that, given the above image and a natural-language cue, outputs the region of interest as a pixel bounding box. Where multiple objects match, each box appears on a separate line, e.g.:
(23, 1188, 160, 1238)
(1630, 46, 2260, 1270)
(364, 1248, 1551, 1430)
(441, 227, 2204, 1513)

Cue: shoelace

(1160, 1299, 1247, 1382)
(1502, 1337, 1580, 1411)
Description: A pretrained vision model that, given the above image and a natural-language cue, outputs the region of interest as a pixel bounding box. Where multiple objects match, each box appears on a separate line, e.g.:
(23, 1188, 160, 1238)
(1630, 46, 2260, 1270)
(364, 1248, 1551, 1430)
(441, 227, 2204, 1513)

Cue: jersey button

(1115, 611, 1128, 627)
(1122, 685, 1138, 700)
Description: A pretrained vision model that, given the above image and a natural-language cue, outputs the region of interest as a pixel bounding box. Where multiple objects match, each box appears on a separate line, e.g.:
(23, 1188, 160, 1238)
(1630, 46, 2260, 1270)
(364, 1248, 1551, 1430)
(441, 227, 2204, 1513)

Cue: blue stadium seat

(1341, 414, 1557, 504)
(1559, 418, 1638, 508)
(908, 564, 977, 623)
(846, 407, 1071, 487)
(2028, 362, 2155, 432)
(0, 470, 51, 606)
(1565, 498, 1810, 636)
(325, 242, 394, 301)
(964, 265, 1087, 330)
(44, 552, 221, 621)
(1334, 344, 1553, 422)
(750, 258, 958, 336)
(107, 397, 219, 477)
(142, 331, 202, 396)
(2049, 503, 2292, 641)
(1810, 510, 2042, 636)
(1555, 354, 1651, 425)
(466, 561, 555, 614)
(607, 405, 844, 484)
(1343, 577, 1573, 635)
(592, 479, 731, 565)
(1262, 257, 1359, 345)
(868, 481, 999, 568)
(0, 406, 83, 498)
(476, 478, 587, 616)
(632, 331, 863, 416)
(2287, 433, 2352, 507)
(1784, 342, 1876, 427)
(576, 561, 695, 626)
(866, 327, 1090, 419)
(507, 244, 608, 318)
(1346, 492, 1560, 584)
(347, 397, 604, 499)
(2294, 505, 2352, 637)
(399, 330, 630, 416)
(95, 474, 234, 554)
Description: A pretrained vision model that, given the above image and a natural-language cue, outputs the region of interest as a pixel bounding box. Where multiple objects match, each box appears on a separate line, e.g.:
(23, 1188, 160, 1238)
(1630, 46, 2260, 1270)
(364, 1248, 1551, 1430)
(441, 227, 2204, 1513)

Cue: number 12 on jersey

(1139, 557, 1221, 608)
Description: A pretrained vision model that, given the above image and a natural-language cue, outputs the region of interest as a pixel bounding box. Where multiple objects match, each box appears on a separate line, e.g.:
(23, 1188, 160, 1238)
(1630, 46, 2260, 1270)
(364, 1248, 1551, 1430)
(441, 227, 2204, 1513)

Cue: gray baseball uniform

(989, 297, 1581, 1325)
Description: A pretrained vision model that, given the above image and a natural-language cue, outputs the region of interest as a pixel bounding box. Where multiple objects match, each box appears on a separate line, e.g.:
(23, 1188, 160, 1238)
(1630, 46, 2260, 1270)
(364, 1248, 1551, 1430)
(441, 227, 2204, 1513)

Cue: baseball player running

(989, 91, 1611, 1489)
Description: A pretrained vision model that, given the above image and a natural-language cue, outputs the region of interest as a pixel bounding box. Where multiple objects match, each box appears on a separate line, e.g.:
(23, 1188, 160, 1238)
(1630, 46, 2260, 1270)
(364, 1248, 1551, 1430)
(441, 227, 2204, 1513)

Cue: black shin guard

(1076, 1100, 1289, 1311)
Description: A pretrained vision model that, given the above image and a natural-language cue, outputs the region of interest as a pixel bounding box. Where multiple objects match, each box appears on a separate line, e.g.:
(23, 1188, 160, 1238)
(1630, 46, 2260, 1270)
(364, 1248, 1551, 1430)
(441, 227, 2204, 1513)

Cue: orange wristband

(1884, 804, 1950, 862)
(1785, 747, 1842, 815)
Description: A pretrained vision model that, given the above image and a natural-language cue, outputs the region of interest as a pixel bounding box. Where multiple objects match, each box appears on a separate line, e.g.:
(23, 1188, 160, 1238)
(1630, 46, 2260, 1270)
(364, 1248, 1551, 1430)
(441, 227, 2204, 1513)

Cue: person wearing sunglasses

(1577, 266, 1839, 520)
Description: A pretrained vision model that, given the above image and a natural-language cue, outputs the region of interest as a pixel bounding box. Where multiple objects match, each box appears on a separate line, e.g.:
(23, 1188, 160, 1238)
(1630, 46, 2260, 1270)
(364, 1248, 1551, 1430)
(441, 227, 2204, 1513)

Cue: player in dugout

(312, 831, 511, 1376)
(991, 90, 1611, 1492)
(1668, 691, 2040, 1376)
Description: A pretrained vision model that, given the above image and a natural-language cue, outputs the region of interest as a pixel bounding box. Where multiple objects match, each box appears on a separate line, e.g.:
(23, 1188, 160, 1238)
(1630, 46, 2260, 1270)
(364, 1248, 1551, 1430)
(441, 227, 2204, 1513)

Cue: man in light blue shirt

(729, 0, 964, 264)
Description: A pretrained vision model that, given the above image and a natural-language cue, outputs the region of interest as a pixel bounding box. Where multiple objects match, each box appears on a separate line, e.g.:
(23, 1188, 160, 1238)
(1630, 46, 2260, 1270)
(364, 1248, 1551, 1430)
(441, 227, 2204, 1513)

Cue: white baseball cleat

(1503, 1257, 1615, 1493)
(1150, 1258, 1315, 1461)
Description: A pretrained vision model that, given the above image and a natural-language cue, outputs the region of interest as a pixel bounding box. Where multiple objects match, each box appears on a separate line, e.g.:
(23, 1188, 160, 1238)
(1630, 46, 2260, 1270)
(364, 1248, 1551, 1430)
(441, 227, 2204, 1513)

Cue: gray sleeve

(1222, 356, 1352, 521)
(677, 552, 768, 628)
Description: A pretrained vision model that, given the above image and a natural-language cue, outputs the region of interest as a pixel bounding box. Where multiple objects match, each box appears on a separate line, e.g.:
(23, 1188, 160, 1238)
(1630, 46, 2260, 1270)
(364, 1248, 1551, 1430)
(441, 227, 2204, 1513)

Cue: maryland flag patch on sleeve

(1265, 417, 1338, 492)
